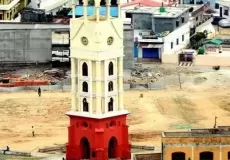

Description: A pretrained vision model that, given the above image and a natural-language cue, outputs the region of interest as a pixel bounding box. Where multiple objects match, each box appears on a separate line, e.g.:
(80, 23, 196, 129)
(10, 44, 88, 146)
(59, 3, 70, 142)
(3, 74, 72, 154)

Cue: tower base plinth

(65, 112, 131, 160)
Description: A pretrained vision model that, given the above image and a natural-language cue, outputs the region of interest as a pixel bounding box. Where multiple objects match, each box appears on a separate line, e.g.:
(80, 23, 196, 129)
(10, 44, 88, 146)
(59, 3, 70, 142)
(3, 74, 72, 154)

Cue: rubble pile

(0, 68, 71, 86)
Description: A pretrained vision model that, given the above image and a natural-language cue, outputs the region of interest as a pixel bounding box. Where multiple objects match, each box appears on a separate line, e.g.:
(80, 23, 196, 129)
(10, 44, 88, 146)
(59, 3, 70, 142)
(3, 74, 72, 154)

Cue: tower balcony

(79, 92, 90, 97)
(79, 76, 91, 81)
(107, 74, 117, 81)
(107, 91, 118, 97)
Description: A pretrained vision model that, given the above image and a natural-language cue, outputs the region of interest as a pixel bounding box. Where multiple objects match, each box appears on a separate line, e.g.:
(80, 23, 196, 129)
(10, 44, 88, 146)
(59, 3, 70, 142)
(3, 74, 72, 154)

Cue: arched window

(82, 82, 88, 92)
(108, 62, 113, 76)
(108, 98, 113, 111)
(82, 62, 88, 76)
(200, 151, 213, 160)
(83, 98, 89, 112)
(108, 81, 113, 91)
(172, 152, 185, 160)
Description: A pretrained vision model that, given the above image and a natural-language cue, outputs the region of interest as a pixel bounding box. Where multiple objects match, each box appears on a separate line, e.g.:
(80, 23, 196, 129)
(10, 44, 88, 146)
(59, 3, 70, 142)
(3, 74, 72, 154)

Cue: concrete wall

(163, 22, 190, 54)
(194, 55, 230, 66)
(153, 11, 190, 33)
(219, 4, 230, 19)
(135, 153, 161, 160)
(52, 32, 69, 45)
(161, 54, 178, 64)
(0, 29, 52, 63)
(123, 28, 134, 69)
(132, 13, 152, 30)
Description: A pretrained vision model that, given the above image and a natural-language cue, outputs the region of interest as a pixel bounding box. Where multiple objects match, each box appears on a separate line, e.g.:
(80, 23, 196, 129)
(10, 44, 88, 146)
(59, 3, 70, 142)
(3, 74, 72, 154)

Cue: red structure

(66, 113, 131, 160)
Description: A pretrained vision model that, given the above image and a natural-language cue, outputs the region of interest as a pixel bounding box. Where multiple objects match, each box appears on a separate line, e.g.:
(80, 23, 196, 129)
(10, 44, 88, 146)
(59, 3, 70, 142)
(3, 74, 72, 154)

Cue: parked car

(211, 16, 225, 25)
(218, 19, 230, 28)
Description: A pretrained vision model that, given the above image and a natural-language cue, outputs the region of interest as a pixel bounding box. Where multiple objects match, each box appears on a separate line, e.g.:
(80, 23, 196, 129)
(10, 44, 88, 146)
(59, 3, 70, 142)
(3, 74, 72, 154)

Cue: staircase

(178, 62, 193, 67)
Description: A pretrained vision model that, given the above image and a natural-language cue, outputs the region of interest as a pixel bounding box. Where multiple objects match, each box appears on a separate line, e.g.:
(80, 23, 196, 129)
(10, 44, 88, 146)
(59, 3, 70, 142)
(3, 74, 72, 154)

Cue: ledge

(66, 110, 130, 119)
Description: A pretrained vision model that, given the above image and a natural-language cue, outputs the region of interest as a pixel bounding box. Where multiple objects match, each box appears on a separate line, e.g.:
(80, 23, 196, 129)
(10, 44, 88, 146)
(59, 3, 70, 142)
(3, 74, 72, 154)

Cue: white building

(216, 0, 230, 19)
(128, 6, 191, 61)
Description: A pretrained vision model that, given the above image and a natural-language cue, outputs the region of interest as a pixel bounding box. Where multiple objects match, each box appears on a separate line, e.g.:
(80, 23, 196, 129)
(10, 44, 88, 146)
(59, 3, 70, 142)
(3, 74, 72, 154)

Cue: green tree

(88, 0, 94, 5)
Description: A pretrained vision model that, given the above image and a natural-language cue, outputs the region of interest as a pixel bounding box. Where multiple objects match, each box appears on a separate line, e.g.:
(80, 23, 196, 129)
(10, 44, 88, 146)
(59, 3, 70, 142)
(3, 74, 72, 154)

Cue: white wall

(219, 4, 230, 19)
(163, 21, 190, 55)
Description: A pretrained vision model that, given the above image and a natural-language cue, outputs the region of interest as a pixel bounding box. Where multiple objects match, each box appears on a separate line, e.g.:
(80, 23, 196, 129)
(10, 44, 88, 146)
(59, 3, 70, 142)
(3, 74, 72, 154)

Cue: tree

(88, 0, 94, 5)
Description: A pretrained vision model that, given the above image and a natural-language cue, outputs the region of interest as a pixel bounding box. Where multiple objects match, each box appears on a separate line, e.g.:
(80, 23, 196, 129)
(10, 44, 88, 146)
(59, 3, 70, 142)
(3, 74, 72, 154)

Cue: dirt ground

(2, 67, 230, 152)
(1, 85, 230, 152)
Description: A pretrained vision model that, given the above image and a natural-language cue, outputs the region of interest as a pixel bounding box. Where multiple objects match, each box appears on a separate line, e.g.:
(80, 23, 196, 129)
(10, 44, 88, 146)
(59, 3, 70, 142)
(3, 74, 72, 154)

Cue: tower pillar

(71, 57, 77, 111)
(106, 0, 111, 20)
(118, 57, 124, 110)
(117, 0, 121, 18)
(83, 0, 88, 21)
(96, 61, 102, 114)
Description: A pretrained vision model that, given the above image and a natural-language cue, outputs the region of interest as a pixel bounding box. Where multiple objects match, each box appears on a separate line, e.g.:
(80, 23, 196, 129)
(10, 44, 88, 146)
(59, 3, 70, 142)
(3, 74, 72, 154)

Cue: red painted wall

(66, 114, 131, 160)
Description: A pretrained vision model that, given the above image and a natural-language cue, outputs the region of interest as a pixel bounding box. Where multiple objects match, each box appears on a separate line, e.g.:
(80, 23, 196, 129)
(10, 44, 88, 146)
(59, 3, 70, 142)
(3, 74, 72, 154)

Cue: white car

(218, 19, 230, 28)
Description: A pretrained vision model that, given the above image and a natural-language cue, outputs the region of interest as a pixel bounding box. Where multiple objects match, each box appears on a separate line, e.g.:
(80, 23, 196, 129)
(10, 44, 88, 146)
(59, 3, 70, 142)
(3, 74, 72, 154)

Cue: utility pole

(178, 72, 182, 89)
(214, 116, 217, 128)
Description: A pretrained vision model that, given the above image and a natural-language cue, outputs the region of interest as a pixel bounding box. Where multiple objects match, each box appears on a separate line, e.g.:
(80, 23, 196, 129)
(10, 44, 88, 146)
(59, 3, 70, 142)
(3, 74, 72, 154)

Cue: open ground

(2, 67, 230, 152)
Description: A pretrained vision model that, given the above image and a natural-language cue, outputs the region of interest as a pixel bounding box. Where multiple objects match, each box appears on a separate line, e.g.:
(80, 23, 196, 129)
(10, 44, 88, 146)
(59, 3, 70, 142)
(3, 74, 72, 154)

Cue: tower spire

(83, 0, 88, 21)
(106, 0, 111, 20)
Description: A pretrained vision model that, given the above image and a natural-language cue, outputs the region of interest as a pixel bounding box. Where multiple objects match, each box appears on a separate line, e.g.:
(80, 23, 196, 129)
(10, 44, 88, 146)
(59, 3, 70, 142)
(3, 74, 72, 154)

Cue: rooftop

(126, 6, 189, 18)
(162, 126, 230, 138)
(217, 0, 230, 6)
(121, 0, 163, 8)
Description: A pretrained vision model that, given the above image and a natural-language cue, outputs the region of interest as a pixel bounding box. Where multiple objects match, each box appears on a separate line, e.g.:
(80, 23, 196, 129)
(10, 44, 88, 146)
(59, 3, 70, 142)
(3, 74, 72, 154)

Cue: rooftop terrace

(126, 6, 189, 18)
(162, 126, 230, 138)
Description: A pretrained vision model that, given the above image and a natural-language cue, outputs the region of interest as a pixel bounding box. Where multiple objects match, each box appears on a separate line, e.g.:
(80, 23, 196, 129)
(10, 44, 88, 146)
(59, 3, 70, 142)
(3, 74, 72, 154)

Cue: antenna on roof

(213, 116, 217, 129)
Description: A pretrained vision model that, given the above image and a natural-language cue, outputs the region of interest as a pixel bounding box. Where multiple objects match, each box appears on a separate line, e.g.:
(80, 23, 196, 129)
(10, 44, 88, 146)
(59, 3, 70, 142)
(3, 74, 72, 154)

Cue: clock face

(81, 37, 88, 46)
(107, 37, 114, 45)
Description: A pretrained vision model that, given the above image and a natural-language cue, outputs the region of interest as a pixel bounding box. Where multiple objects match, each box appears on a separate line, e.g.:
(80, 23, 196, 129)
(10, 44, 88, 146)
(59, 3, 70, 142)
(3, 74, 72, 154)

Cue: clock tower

(65, 0, 131, 159)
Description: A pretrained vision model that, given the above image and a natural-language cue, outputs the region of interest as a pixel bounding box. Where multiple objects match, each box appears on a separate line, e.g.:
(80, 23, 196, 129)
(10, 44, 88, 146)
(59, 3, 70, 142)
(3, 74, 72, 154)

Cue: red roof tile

(53, 17, 70, 24)
(121, 0, 164, 7)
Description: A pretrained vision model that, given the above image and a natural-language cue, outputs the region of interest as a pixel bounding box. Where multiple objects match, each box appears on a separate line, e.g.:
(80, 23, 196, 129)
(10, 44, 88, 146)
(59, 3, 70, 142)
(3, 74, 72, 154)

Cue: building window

(125, 12, 132, 18)
(82, 82, 88, 92)
(176, 21, 179, 27)
(224, 9, 228, 15)
(215, 3, 219, 9)
(182, 35, 184, 41)
(108, 62, 113, 76)
(82, 62, 88, 76)
(181, 17, 185, 23)
(171, 42, 173, 49)
(108, 98, 113, 111)
(196, 17, 198, 21)
(108, 81, 113, 91)
(176, 38, 179, 45)
(83, 98, 89, 112)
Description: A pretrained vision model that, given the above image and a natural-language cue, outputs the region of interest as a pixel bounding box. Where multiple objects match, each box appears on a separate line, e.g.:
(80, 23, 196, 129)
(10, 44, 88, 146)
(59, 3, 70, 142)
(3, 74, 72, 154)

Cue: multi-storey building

(0, 0, 28, 20)
(65, 0, 131, 159)
(126, 5, 191, 62)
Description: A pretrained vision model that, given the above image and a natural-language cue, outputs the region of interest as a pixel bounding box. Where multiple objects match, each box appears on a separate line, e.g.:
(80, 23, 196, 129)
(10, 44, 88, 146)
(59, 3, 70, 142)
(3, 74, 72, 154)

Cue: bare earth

(1, 86, 230, 152)
(2, 67, 230, 152)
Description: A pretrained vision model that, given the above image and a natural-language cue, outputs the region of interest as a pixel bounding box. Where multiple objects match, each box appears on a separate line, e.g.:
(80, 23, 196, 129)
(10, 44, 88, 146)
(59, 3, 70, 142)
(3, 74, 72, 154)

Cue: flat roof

(217, 0, 230, 6)
(126, 6, 189, 18)
(162, 126, 230, 138)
